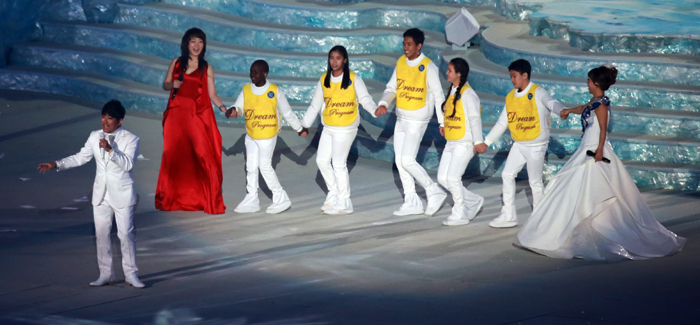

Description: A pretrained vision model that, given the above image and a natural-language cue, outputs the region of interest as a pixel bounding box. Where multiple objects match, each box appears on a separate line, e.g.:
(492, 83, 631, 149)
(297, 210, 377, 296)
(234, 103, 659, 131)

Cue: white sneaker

(393, 203, 424, 216)
(267, 190, 291, 214)
(234, 193, 260, 213)
(489, 215, 518, 228)
(425, 184, 447, 216)
(325, 198, 353, 215)
(442, 206, 470, 226)
(89, 275, 115, 287)
(125, 276, 145, 289)
(321, 192, 337, 213)
(466, 196, 484, 221)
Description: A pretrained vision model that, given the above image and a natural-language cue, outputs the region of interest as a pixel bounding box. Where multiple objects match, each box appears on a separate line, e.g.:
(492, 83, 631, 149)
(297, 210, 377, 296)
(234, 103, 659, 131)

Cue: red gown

(155, 64, 226, 214)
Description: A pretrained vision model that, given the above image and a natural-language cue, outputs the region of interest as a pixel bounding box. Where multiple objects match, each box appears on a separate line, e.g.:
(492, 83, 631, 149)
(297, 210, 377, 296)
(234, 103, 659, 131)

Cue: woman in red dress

(156, 28, 232, 214)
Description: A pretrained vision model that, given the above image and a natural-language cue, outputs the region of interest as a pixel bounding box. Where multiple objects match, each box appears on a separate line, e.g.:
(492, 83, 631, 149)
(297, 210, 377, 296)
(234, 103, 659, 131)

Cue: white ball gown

(515, 96, 686, 260)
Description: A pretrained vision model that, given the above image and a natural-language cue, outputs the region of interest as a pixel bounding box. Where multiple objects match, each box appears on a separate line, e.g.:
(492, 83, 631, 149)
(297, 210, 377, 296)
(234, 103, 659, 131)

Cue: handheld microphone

(171, 72, 185, 100)
(99, 131, 106, 159)
(586, 150, 610, 164)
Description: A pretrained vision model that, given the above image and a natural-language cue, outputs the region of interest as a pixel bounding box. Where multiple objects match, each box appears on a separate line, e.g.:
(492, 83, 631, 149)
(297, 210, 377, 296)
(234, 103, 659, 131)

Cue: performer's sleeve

(301, 81, 325, 128)
(537, 88, 565, 115)
(56, 133, 95, 171)
(277, 89, 303, 132)
(233, 90, 245, 114)
(108, 135, 139, 172)
(465, 93, 484, 144)
(354, 75, 379, 117)
(427, 63, 445, 125)
(378, 67, 398, 108)
(484, 106, 509, 146)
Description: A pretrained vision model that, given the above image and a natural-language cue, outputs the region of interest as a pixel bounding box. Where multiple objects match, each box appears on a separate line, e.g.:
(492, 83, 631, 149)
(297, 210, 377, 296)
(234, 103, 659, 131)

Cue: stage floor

(1, 90, 700, 324)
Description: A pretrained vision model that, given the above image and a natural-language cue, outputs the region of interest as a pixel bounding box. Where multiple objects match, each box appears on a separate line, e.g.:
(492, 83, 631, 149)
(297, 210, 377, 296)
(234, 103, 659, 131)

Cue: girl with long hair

(437, 57, 485, 226)
(300, 45, 384, 214)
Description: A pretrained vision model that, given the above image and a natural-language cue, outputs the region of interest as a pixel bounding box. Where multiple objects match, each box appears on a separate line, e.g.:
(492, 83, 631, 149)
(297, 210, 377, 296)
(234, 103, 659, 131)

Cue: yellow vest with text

(444, 85, 480, 141)
(505, 84, 543, 142)
(243, 83, 279, 139)
(396, 55, 431, 110)
(321, 72, 358, 127)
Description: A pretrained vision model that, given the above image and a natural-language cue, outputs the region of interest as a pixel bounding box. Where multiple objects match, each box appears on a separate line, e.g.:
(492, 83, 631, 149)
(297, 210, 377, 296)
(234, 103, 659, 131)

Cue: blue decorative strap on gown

(581, 96, 610, 132)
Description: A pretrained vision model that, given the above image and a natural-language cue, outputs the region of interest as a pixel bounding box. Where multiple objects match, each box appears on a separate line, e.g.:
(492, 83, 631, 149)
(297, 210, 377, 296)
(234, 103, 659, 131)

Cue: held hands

(375, 105, 388, 117)
(439, 126, 444, 137)
(298, 127, 309, 138)
(99, 138, 112, 153)
(473, 143, 487, 154)
(560, 108, 570, 120)
(37, 162, 57, 173)
(225, 106, 238, 119)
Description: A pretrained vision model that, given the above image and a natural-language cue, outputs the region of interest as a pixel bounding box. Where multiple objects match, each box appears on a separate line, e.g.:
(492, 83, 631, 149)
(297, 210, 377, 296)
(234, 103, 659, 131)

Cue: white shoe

(234, 193, 260, 213)
(325, 198, 353, 215)
(393, 204, 424, 216)
(125, 276, 145, 288)
(489, 215, 518, 228)
(442, 206, 470, 226)
(89, 275, 115, 287)
(267, 190, 291, 214)
(466, 196, 484, 221)
(425, 184, 447, 216)
(321, 192, 337, 213)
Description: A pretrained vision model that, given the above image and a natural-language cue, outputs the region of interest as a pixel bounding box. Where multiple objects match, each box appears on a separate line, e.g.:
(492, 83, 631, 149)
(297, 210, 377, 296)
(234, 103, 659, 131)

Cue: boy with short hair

(227, 60, 307, 214)
(474, 59, 566, 228)
(375, 28, 447, 217)
(38, 100, 144, 288)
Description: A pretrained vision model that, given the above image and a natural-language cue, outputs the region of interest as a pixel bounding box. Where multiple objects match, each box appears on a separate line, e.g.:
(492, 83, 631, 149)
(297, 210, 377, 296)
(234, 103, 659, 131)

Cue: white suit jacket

(56, 127, 140, 208)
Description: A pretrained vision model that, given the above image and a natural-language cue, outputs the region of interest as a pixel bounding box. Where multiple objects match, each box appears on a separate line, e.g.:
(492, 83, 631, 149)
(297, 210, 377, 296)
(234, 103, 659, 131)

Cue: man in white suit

(38, 100, 144, 288)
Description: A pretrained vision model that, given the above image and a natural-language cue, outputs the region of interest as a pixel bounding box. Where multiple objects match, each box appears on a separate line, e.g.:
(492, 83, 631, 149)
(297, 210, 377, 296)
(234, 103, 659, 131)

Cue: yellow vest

(444, 85, 479, 141)
(321, 72, 358, 127)
(505, 84, 542, 142)
(396, 55, 431, 110)
(243, 83, 279, 139)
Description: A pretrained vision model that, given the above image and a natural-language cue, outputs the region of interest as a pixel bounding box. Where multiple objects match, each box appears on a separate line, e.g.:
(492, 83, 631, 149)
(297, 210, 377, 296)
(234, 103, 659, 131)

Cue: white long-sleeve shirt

(441, 84, 484, 144)
(302, 72, 378, 132)
(233, 81, 303, 133)
(378, 53, 445, 124)
(484, 82, 565, 147)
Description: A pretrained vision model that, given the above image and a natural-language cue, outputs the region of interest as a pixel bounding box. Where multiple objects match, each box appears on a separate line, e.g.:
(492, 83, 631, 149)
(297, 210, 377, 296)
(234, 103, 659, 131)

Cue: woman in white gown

(515, 65, 686, 260)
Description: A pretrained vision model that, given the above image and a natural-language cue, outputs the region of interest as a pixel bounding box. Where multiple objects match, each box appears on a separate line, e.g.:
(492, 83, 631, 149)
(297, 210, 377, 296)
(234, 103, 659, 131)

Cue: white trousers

(93, 198, 137, 278)
(500, 142, 548, 221)
(316, 129, 357, 200)
(437, 141, 482, 209)
(394, 119, 435, 195)
(245, 134, 283, 195)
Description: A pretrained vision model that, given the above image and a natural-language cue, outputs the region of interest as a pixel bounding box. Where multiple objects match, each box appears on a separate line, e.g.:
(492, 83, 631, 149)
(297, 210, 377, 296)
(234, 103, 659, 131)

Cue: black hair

(588, 65, 618, 91)
(508, 59, 531, 79)
(403, 28, 425, 46)
(441, 58, 470, 118)
(251, 59, 269, 74)
(102, 100, 125, 120)
(177, 27, 208, 77)
(324, 45, 351, 89)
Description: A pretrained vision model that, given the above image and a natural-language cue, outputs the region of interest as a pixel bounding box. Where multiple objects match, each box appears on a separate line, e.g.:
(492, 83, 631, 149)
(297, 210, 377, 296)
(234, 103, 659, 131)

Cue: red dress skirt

(155, 65, 226, 214)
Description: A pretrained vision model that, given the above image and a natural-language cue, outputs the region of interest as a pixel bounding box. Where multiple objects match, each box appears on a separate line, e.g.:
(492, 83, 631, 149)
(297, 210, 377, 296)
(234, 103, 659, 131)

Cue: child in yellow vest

(438, 58, 485, 226)
(227, 60, 307, 214)
(375, 28, 447, 217)
(474, 59, 566, 228)
(301, 45, 383, 214)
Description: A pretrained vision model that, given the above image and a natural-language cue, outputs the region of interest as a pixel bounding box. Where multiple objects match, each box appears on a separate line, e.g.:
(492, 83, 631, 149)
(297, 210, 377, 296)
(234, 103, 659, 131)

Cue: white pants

(437, 141, 482, 209)
(316, 128, 357, 200)
(500, 142, 548, 221)
(245, 134, 283, 195)
(93, 198, 137, 278)
(394, 119, 435, 196)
